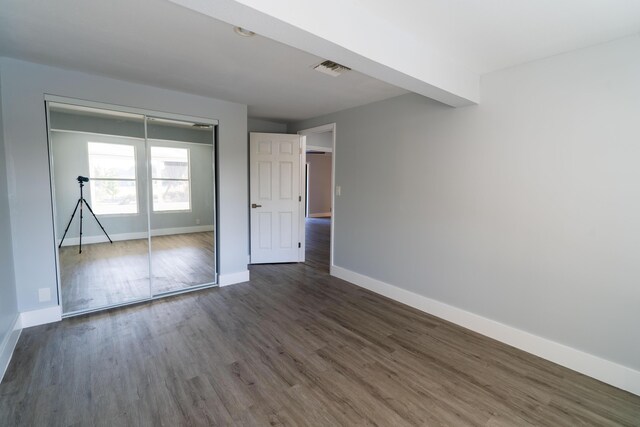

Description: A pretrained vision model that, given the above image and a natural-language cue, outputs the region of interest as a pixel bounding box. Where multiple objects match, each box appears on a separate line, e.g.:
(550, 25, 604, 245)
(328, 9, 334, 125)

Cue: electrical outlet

(196, 218, 201, 225)
(335, 185, 341, 196)
(38, 288, 51, 302)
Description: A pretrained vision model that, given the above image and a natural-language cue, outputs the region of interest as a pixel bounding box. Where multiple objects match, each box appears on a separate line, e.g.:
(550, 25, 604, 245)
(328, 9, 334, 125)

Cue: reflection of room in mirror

(149, 232, 215, 294)
(48, 102, 217, 314)
(58, 232, 215, 310)
(147, 117, 216, 295)
(50, 102, 151, 313)
(59, 238, 150, 311)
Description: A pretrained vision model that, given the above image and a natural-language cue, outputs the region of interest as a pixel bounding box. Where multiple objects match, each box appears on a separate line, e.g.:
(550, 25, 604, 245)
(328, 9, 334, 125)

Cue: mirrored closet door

(147, 117, 216, 294)
(47, 100, 217, 316)
(49, 103, 151, 314)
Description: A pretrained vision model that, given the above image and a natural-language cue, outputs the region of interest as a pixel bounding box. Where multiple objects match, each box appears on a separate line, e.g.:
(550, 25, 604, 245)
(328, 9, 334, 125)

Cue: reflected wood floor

(60, 232, 215, 313)
(150, 232, 216, 294)
(2, 223, 639, 425)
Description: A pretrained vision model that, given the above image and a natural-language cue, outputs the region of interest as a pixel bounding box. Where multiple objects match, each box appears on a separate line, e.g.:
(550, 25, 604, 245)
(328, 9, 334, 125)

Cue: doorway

(248, 132, 303, 264)
(298, 124, 335, 272)
(247, 125, 335, 270)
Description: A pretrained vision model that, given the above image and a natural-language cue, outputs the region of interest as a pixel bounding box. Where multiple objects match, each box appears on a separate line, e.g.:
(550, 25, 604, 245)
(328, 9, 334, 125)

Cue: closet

(46, 99, 217, 315)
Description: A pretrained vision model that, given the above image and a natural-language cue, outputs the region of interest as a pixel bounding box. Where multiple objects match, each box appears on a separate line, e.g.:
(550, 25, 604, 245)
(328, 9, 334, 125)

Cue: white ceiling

(0, 0, 406, 121)
(362, 0, 640, 74)
(1, 0, 639, 121)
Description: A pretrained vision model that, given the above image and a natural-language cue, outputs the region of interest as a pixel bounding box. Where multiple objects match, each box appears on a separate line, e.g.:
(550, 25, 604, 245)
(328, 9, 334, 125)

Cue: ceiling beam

(169, 0, 480, 107)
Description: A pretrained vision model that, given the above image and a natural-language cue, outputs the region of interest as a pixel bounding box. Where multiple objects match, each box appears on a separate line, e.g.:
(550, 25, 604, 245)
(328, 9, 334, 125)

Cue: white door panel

(250, 133, 301, 263)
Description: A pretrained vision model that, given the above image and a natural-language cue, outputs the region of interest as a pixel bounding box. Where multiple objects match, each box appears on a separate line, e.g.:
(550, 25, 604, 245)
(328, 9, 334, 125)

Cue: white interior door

(250, 132, 301, 264)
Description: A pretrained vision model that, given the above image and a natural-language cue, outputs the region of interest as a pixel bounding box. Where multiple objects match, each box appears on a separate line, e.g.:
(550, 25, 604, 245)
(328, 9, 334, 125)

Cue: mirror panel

(48, 102, 151, 313)
(146, 117, 216, 294)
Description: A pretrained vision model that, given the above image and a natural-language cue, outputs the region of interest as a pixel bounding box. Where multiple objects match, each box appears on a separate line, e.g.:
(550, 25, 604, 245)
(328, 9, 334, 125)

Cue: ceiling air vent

(313, 60, 351, 77)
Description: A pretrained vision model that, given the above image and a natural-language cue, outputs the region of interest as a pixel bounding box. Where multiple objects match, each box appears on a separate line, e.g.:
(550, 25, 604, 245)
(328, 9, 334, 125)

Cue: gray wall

(50, 111, 214, 145)
(307, 153, 332, 215)
(0, 57, 248, 313)
(248, 117, 287, 133)
(306, 131, 332, 149)
(51, 131, 214, 241)
(50, 111, 145, 140)
(0, 69, 18, 348)
(290, 35, 640, 371)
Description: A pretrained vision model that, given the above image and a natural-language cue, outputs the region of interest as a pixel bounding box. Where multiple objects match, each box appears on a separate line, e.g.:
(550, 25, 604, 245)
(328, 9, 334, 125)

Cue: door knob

(251, 203, 262, 208)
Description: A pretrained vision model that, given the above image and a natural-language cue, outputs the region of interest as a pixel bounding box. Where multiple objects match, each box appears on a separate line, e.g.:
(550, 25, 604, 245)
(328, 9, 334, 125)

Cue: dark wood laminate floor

(2, 222, 639, 425)
(60, 232, 215, 313)
(305, 217, 331, 272)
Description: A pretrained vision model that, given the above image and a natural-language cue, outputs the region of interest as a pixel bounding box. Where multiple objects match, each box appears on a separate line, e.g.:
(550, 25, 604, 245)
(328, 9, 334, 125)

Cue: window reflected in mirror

(151, 146, 191, 212)
(88, 142, 139, 215)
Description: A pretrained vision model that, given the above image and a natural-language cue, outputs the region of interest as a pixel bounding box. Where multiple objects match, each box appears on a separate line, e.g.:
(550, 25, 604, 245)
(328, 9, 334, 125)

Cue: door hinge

(298, 195, 302, 202)
(298, 242, 301, 248)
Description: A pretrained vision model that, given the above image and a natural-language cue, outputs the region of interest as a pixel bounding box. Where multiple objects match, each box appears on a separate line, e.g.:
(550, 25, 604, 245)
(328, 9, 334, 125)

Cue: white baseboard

(330, 265, 640, 397)
(0, 315, 22, 383)
(20, 306, 62, 329)
(59, 225, 214, 247)
(151, 225, 214, 237)
(218, 270, 250, 287)
(308, 212, 332, 218)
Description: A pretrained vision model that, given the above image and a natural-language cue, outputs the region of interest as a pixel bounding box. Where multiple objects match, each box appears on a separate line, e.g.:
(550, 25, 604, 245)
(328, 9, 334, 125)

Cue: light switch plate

(336, 185, 341, 196)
